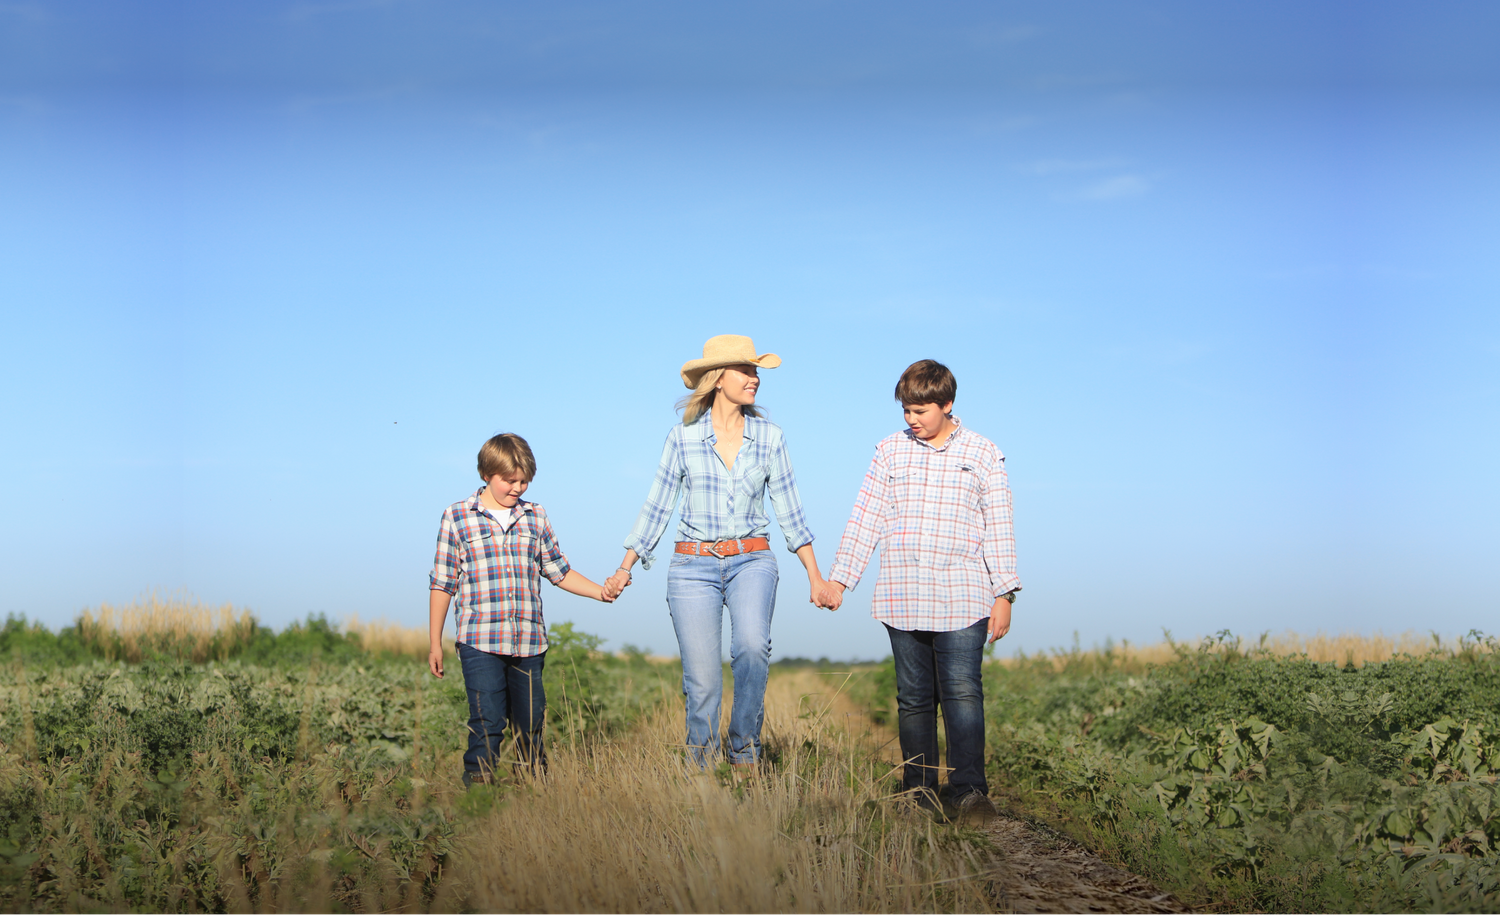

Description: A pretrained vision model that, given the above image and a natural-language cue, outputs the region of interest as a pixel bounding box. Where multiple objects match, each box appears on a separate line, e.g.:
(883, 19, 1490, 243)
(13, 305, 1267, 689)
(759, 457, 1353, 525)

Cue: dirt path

(979, 815, 1190, 914)
(763, 668, 1192, 914)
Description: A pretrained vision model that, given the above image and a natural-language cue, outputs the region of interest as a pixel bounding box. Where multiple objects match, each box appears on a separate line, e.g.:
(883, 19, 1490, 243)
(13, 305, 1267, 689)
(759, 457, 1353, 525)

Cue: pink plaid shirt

(429, 489, 571, 657)
(828, 419, 1020, 632)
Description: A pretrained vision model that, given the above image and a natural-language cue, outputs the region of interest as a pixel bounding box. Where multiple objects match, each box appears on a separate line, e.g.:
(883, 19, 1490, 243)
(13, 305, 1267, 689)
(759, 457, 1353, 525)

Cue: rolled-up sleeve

(429, 509, 464, 594)
(623, 428, 687, 570)
(981, 453, 1021, 599)
(765, 428, 815, 554)
(828, 450, 889, 591)
(534, 509, 572, 585)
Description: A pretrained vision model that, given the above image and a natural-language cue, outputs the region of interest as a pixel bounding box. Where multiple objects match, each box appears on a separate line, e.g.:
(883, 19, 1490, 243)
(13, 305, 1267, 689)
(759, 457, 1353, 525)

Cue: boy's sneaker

(895, 787, 942, 812)
(953, 791, 998, 826)
(461, 770, 494, 789)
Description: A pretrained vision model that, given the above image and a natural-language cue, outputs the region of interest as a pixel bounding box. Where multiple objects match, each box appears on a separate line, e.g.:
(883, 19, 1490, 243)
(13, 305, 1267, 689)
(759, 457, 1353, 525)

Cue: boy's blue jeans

(456, 642, 547, 777)
(885, 619, 989, 801)
(666, 550, 778, 766)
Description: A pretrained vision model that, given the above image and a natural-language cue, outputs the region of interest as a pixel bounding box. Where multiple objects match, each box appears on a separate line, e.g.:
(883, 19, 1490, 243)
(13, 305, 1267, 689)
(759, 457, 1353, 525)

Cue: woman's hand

(603, 569, 632, 601)
(798, 546, 846, 609)
(428, 645, 444, 678)
(604, 552, 637, 603)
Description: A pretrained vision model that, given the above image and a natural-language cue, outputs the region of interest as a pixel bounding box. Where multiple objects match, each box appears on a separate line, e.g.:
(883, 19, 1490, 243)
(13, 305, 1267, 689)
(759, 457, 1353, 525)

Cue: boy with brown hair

(428, 432, 613, 786)
(823, 359, 1020, 822)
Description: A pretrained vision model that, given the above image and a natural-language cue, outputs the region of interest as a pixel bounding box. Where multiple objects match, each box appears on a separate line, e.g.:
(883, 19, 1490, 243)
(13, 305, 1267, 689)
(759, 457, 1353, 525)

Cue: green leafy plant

(984, 631, 1500, 912)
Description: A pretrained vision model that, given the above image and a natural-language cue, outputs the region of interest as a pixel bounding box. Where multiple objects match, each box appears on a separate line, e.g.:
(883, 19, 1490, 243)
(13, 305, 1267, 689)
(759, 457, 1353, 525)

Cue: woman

(605, 334, 832, 771)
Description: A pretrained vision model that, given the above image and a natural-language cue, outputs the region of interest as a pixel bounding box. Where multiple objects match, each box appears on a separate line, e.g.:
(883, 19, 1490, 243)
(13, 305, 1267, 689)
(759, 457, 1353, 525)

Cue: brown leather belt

(674, 537, 771, 558)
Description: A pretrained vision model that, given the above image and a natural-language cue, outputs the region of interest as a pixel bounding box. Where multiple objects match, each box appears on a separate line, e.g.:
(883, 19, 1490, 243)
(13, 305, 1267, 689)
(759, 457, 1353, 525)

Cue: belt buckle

(705, 541, 725, 558)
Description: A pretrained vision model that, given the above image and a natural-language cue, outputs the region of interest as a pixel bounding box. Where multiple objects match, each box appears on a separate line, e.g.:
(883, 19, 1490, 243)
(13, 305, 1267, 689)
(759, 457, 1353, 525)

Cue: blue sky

(2, 1, 1496, 661)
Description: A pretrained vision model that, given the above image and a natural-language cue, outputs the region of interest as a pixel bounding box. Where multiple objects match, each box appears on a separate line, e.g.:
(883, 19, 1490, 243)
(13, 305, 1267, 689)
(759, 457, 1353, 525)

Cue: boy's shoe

(894, 787, 942, 814)
(461, 770, 494, 789)
(952, 791, 998, 826)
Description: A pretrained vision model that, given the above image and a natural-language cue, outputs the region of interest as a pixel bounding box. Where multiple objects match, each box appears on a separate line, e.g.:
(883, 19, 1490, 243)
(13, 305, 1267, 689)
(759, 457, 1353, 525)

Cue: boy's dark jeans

(457, 642, 547, 778)
(884, 619, 989, 802)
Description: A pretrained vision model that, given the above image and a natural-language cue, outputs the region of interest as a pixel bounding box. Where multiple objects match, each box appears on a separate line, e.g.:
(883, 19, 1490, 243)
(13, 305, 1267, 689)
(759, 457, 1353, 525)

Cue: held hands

(602, 568, 632, 602)
(811, 580, 844, 611)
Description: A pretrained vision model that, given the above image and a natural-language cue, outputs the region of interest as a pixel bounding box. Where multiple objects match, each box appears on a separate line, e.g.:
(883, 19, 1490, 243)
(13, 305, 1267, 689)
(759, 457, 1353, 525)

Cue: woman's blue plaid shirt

(624, 413, 815, 570)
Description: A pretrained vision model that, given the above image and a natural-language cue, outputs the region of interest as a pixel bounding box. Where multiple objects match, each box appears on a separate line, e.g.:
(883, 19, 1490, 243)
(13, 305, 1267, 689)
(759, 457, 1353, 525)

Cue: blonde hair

(477, 433, 537, 481)
(677, 367, 764, 426)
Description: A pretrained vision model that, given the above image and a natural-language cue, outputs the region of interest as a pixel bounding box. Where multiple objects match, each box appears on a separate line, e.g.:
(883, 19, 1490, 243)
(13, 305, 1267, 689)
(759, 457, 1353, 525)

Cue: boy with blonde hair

(823, 360, 1020, 822)
(428, 432, 612, 786)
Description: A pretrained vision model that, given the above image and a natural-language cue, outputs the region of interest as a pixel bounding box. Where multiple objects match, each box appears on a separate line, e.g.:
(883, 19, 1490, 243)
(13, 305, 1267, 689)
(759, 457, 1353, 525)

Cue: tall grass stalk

(67, 598, 454, 663)
(4, 652, 994, 912)
(440, 669, 1000, 913)
(343, 612, 454, 659)
(1011, 628, 1497, 672)
(75, 593, 255, 662)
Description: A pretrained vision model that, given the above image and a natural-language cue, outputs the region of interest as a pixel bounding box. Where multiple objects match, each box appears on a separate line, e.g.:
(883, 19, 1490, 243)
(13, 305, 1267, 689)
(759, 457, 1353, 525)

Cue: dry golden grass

(434, 668, 1001, 913)
(1252, 629, 1457, 664)
(72, 598, 455, 663)
(342, 612, 453, 659)
(1009, 629, 1490, 670)
(76, 592, 254, 663)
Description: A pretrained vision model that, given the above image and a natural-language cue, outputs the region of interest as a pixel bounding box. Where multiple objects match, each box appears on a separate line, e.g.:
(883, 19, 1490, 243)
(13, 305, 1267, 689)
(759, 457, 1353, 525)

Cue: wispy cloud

(1356, 263, 1441, 282)
(1019, 157, 1156, 202)
(1074, 174, 1151, 201)
(283, 0, 419, 23)
(967, 24, 1041, 48)
(1261, 263, 1441, 282)
(1021, 158, 1124, 176)
(965, 113, 1035, 135)
(1260, 264, 1341, 281)
(466, 107, 619, 155)
(282, 83, 421, 113)
(1023, 71, 1132, 91)
(0, 2, 46, 21)
(1104, 338, 1213, 366)
(0, 94, 42, 107)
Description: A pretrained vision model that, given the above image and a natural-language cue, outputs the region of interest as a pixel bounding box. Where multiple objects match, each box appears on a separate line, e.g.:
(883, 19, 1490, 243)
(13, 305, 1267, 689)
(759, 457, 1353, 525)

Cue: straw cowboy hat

(680, 334, 782, 388)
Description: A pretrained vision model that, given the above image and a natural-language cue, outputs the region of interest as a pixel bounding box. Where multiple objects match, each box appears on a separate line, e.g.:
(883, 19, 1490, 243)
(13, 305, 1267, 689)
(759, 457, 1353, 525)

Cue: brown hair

(477, 433, 537, 481)
(677, 367, 764, 426)
(895, 359, 957, 407)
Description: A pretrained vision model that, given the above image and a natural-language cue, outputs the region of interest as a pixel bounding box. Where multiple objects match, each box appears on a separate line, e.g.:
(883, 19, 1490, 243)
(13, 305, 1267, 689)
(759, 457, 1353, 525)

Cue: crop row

(977, 634, 1500, 912)
(0, 625, 680, 911)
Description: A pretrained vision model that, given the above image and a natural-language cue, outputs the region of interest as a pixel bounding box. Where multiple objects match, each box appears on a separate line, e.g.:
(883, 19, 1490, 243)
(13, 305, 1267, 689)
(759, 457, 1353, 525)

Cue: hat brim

(680, 353, 781, 388)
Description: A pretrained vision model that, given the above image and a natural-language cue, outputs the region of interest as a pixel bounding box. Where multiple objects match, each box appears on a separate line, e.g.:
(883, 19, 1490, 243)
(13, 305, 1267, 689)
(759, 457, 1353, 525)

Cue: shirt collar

(468, 487, 532, 525)
(903, 415, 963, 452)
(689, 411, 758, 442)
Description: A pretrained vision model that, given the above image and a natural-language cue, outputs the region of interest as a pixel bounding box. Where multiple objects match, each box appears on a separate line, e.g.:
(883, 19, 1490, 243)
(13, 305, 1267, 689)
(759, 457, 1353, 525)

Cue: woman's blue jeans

(884, 619, 989, 801)
(667, 549, 778, 766)
(456, 642, 547, 777)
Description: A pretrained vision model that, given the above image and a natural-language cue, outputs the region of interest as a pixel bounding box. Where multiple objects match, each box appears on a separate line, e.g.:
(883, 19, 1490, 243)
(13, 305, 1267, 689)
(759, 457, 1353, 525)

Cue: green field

(0, 615, 681, 912)
(3, 613, 1498, 912)
(969, 632, 1500, 912)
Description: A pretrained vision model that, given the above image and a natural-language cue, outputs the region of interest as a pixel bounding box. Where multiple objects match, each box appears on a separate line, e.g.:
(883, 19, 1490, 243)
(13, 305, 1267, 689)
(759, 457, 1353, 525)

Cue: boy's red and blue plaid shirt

(828, 419, 1021, 633)
(429, 489, 571, 657)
